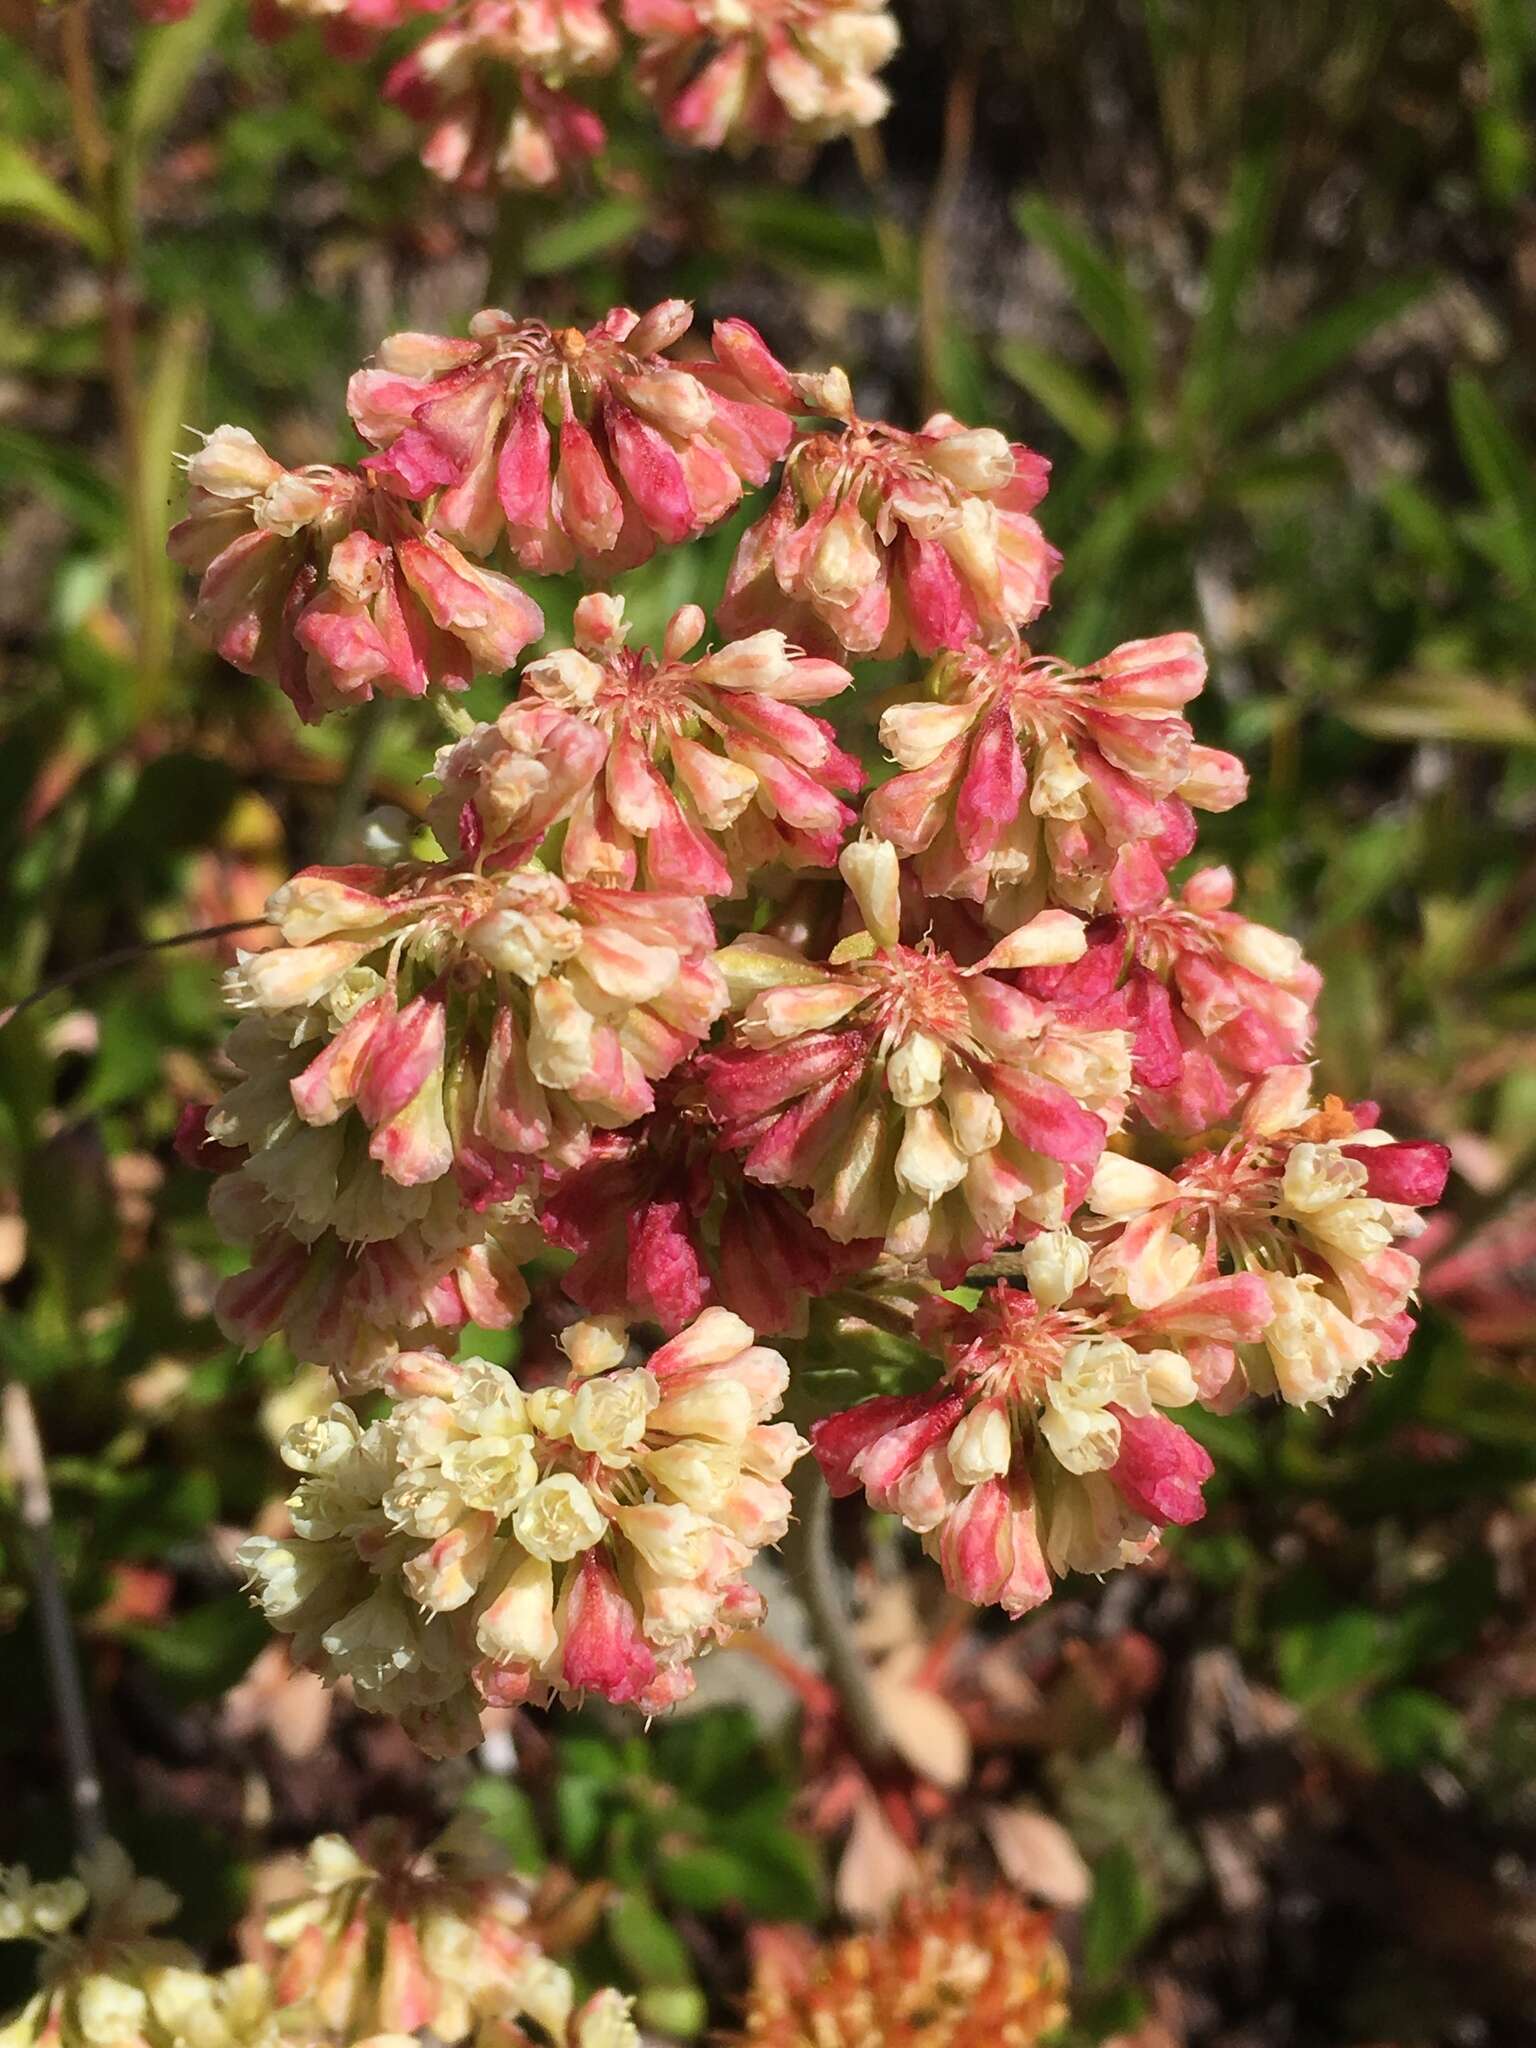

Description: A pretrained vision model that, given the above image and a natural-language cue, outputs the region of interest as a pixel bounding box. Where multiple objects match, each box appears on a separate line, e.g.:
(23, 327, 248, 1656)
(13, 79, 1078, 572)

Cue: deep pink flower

(348, 303, 805, 572)
(168, 426, 541, 722)
(865, 635, 1245, 924)
(559, 1550, 657, 1705)
(719, 410, 1058, 660)
(434, 593, 858, 892)
(1107, 1407, 1214, 1524)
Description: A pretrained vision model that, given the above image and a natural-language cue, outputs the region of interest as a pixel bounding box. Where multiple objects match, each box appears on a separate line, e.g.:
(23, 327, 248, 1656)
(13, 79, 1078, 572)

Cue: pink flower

(813, 1276, 1258, 1615)
(700, 860, 1126, 1274)
(625, 0, 899, 149)
(1086, 1068, 1451, 1407)
(719, 410, 1058, 660)
(541, 1091, 878, 1334)
(167, 426, 542, 722)
(559, 1550, 657, 1704)
(384, 1, 617, 192)
(865, 635, 1245, 924)
(347, 303, 805, 572)
(435, 593, 859, 891)
(1007, 868, 1321, 1136)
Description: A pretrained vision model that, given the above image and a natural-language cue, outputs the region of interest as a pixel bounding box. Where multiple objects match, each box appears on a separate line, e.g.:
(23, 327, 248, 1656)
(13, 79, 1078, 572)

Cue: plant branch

(0, 920, 270, 1033)
(784, 1458, 893, 1770)
(2, 1382, 105, 1853)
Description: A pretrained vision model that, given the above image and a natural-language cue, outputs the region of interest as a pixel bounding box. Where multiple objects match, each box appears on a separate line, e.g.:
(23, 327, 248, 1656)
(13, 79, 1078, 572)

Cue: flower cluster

(0, 1835, 637, 2048)
(253, 0, 899, 190)
(733, 1888, 1069, 2048)
(173, 292, 1451, 1747)
(239, 1309, 804, 1740)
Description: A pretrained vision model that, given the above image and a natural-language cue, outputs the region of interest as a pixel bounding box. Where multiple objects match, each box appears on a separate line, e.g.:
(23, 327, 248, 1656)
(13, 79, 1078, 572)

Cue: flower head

(541, 1087, 878, 1334)
(865, 634, 1245, 924)
(239, 1308, 806, 1737)
(624, 0, 899, 150)
(348, 304, 806, 571)
(1086, 1067, 1451, 1406)
(814, 1269, 1267, 1610)
(434, 594, 858, 891)
(733, 1887, 1068, 2048)
(719, 410, 1057, 660)
(384, 2, 616, 192)
(701, 855, 1126, 1275)
(168, 427, 542, 723)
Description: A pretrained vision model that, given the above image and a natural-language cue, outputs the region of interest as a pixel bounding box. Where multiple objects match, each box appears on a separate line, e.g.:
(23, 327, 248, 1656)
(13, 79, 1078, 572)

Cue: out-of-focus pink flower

(625, 0, 899, 149)
(138, 0, 198, 22)
(433, 594, 858, 891)
(813, 1276, 1261, 1614)
(385, 1, 617, 191)
(541, 1089, 879, 1334)
(1086, 1067, 1451, 1408)
(167, 426, 542, 722)
(719, 410, 1058, 660)
(865, 634, 1245, 924)
(699, 844, 1126, 1274)
(348, 304, 806, 572)
(252, 0, 451, 60)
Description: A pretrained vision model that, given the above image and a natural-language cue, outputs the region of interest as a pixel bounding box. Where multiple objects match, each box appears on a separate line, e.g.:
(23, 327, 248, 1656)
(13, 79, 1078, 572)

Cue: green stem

(323, 700, 393, 862)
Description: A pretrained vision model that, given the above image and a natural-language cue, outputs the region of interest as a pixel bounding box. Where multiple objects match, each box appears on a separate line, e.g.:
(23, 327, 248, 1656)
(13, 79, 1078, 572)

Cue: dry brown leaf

(869, 1669, 971, 1789)
(835, 1789, 918, 1924)
(982, 1802, 1092, 1907)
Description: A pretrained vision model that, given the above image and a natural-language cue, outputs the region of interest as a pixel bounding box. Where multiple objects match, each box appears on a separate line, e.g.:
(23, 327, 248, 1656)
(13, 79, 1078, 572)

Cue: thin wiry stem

(2, 1382, 106, 1853)
(0, 920, 270, 1033)
(784, 1458, 893, 1770)
(917, 60, 978, 417)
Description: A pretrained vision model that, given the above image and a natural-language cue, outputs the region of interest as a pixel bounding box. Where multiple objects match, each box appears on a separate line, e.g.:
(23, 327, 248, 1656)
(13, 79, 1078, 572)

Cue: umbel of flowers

(0, 1829, 639, 2048)
(248, 0, 900, 192)
(174, 293, 1450, 1751)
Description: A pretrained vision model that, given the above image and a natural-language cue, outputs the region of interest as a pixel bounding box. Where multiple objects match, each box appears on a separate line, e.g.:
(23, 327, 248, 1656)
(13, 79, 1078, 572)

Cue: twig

(917, 61, 979, 416)
(0, 920, 270, 1033)
(2, 1382, 105, 1853)
(784, 1459, 893, 1770)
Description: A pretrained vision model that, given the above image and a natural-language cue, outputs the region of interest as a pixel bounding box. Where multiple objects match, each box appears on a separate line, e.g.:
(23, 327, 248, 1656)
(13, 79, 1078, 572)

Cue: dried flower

(733, 1887, 1068, 2048)
(239, 1308, 806, 1738)
(433, 593, 858, 890)
(1086, 1067, 1451, 1406)
(625, 0, 899, 150)
(865, 634, 1246, 925)
(348, 304, 805, 572)
(168, 427, 542, 723)
(719, 410, 1057, 660)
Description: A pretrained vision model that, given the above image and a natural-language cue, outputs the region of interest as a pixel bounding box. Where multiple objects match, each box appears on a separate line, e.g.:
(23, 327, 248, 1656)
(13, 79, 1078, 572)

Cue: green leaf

(1450, 372, 1536, 563)
(524, 198, 648, 276)
(0, 136, 105, 256)
(606, 1890, 697, 1989)
(995, 338, 1118, 453)
(1225, 273, 1436, 435)
(119, 1595, 266, 1703)
(125, 0, 240, 157)
(460, 1781, 547, 1876)
(1013, 194, 1156, 405)
(1275, 1610, 1391, 1707)
(1180, 150, 1277, 429)
(1081, 1846, 1155, 1987)
(1340, 671, 1536, 748)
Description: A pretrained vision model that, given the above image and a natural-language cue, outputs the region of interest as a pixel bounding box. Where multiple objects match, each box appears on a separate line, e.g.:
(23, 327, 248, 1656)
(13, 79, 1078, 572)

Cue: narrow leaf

(995, 338, 1118, 452)
(1013, 194, 1156, 404)
(0, 136, 106, 256)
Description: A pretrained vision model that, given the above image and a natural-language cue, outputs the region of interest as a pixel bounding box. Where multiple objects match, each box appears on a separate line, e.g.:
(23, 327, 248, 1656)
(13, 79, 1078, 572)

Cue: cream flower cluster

(0, 1835, 637, 2048)
(239, 1309, 804, 1741)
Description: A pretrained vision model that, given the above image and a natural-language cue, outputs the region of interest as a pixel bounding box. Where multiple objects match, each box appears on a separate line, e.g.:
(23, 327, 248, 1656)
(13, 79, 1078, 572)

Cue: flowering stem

(2, 1381, 106, 1853)
(917, 61, 978, 417)
(0, 920, 270, 1033)
(785, 1459, 893, 1770)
